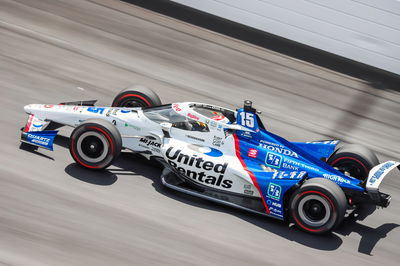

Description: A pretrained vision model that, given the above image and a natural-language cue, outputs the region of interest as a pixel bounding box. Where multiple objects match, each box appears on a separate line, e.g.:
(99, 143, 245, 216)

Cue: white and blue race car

(21, 86, 399, 234)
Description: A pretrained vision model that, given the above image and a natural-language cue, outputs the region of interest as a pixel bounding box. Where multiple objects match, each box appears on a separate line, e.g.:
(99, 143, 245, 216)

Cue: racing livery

(20, 86, 400, 234)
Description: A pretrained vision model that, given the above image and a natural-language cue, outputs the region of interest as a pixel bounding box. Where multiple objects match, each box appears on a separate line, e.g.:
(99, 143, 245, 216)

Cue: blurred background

(0, 0, 399, 265)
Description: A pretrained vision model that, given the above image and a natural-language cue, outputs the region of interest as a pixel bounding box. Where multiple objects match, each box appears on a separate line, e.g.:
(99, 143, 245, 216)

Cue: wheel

(111, 85, 161, 107)
(289, 178, 347, 234)
(69, 119, 122, 170)
(327, 144, 379, 181)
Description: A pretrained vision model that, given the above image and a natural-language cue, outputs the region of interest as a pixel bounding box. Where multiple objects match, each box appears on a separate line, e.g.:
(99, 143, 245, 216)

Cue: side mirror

(160, 122, 172, 138)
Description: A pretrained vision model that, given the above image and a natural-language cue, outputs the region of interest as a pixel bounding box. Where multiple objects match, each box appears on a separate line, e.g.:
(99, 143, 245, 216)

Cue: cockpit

(142, 103, 236, 132)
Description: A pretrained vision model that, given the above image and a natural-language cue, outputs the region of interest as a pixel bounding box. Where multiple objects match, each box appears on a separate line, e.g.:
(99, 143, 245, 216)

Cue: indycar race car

(21, 86, 400, 234)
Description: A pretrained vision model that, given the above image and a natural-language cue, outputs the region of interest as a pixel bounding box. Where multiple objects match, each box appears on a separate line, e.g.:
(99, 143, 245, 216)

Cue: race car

(21, 85, 399, 234)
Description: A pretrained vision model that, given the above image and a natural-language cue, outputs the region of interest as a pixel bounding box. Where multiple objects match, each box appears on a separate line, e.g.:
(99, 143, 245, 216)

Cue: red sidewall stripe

(292, 190, 336, 233)
(118, 94, 151, 106)
(233, 134, 270, 214)
(330, 156, 369, 175)
(71, 126, 114, 169)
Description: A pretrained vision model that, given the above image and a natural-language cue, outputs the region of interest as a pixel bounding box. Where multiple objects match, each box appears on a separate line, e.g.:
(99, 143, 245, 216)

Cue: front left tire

(69, 119, 122, 170)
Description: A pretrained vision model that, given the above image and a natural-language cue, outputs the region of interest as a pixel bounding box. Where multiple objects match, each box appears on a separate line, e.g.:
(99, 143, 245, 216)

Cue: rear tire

(111, 85, 161, 108)
(69, 119, 122, 170)
(327, 144, 379, 181)
(290, 178, 347, 234)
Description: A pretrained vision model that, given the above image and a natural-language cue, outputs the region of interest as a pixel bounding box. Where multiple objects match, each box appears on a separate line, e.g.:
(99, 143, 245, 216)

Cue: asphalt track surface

(0, 0, 399, 265)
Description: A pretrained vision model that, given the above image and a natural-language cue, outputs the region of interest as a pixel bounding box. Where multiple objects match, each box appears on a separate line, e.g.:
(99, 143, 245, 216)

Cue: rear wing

(365, 161, 400, 207)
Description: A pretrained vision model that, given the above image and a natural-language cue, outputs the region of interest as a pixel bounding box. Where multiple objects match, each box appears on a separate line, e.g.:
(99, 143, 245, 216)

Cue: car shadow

(335, 205, 400, 255)
(19, 142, 54, 160)
(65, 163, 118, 185)
(111, 153, 344, 250)
(63, 150, 398, 253)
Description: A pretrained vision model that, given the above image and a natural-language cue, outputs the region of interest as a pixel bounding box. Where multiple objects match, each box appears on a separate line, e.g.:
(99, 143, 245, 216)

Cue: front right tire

(111, 85, 161, 108)
(327, 144, 379, 181)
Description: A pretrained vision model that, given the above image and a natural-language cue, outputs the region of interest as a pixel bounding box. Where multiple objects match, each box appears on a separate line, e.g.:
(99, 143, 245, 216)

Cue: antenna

(76, 87, 85, 106)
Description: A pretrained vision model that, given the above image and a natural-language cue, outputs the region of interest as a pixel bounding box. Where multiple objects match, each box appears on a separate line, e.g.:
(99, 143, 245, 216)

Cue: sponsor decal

(27, 133, 51, 146)
(188, 144, 223, 157)
(72, 106, 82, 112)
(247, 148, 258, 158)
(106, 108, 113, 116)
(186, 135, 205, 142)
(282, 162, 299, 170)
(120, 110, 130, 113)
(272, 171, 306, 179)
(172, 103, 181, 112)
(322, 174, 351, 184)
(259, 140, 280, 147)
(244, 189, 254, 196)
(267, 183, 281, 200)
(87, 107, 106, 114)
(124, 122, 141, 131)
(239, 131, 252, 138)
(369, 161, 396, 184)
(187, 113, 199, 120)
(211, 115, 225, 121)
(139, 138, 160, 147)
(23, 131, 57, 151)
(260, 165, 277, 172)
(283, 158, 319, 172)
(306, 140, 340, 145)
(166, 147, 232, 188)
(243, 184, 255, 195)
(212, 136, 223, 147)
(198, 104, 224, 112)
(210, 121, 217, 128)
(44, 104, 54, 108)
(259, 144, 298, 158)
(32, 123, 43, 128)
(265, 152, 282, 168)
(138, 137, 161, 153)
(244, 184, 252, 189)
(269, 207, 283, 216)
(271, 201, 282, 208)
(267, 200, 283, 216)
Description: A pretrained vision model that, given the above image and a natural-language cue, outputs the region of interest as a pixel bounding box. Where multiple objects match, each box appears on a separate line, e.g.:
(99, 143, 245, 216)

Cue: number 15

(241, 113, 254, 128)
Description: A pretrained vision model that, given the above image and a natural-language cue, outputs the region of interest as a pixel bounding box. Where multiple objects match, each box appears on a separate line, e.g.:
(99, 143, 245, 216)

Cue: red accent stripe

(24, 114, 34, 132)
(233, 134, 270, 214)
(331, 156, 368, 175)
(118, 94, 151, 106)
(70, 126, 114, 169)
(292, 190, 336, 233)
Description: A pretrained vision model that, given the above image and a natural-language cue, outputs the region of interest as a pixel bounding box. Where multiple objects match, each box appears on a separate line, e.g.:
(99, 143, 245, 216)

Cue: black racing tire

(290, 178, 347, 234)
(69, 119, 122, 170)
(327, 144, 379, 181)
(111, 85, 161, 108)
